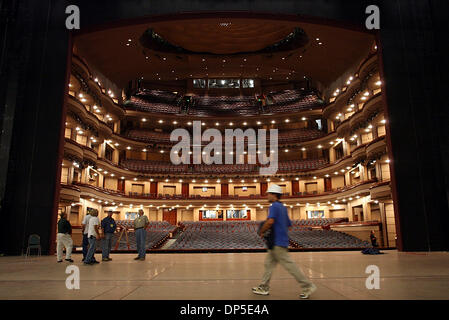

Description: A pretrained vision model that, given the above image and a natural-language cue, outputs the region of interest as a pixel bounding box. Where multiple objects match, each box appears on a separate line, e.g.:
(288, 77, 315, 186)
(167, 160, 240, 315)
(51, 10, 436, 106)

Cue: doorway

(163, 208, 177, 225)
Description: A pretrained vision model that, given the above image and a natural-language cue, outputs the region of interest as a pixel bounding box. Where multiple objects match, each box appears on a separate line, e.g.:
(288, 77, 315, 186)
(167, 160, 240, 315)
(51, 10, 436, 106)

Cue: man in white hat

(252, 184, 317, 299)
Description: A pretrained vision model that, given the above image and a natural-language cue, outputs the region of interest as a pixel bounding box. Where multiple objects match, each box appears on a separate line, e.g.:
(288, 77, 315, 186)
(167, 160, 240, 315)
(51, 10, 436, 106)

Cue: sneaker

(65, 259, 74, 263)
(134, 256, 141, 260)
(102, 258, 109, 261)
(252, 286, 269, 296)
(83, 261, 94, 265)
(57, 260, 63, 263)
(139, 257, 145, 261)
(93, 260, 100, 264)
(107, 258, 112, 261)
(299, 284, 317, 299)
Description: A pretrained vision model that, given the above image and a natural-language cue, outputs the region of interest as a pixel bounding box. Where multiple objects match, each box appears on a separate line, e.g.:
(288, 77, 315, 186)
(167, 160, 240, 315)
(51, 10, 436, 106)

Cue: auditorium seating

(126, 128, 326, 145)
(169, 221, 266, 250)
(127, 130, 173, 144)
(275, 159, 328, 172)
(291, 218, 348, 227)
(120, 159, 189, 173)
(277, 128, 326, 143)
(124, 89, 322, 116)
(288, 229, 371, 249)
(120, 159, 328, 174)
(193, 163, 257, 174)
(266, 90, 324, 113)
(189, 95, 259, 116)
(124, 89, 181, 114)
(96, 221, 177, 251)
(166, 220, 368, 250)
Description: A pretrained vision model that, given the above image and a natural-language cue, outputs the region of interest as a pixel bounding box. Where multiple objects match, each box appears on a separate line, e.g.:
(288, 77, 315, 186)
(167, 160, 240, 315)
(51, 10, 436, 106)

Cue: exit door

(163, 208, 177, 225)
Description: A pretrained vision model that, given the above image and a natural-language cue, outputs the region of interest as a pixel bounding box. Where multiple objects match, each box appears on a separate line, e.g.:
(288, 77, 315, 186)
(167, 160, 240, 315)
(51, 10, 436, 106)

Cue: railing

(69, 177, 381, 201)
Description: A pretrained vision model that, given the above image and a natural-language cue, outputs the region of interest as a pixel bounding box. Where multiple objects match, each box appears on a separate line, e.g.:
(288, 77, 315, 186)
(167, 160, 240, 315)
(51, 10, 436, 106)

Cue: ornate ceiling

(74, 17, 375, 88)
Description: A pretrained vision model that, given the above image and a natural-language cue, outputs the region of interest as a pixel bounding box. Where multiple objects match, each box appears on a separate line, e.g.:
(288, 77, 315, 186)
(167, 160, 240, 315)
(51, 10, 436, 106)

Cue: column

(342, 140, 349, 156)
(80, 167, 89, 184)
(379, 202, 388, 247)
(112, 148, 119, 164)
(329, 146, 336, 163)
(67, 166, 74, 184)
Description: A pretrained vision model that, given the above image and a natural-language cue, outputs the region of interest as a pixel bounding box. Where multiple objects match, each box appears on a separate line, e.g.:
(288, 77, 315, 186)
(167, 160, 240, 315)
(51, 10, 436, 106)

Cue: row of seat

(290, 218, 348, 226)
(120, 159, 328, 174)
(126, 96, 180, 114)
(289, 229, 371, 248)
(126, 127, 326, 145)
(168, 220, 370, 250)
(170, 221, 265, 249)
(124, 89, 323, 116)
(135, 89, 179, 104)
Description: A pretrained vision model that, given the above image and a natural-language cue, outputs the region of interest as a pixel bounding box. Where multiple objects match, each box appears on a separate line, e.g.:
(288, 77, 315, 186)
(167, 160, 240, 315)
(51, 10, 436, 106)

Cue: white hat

(267, 184, 283, 194)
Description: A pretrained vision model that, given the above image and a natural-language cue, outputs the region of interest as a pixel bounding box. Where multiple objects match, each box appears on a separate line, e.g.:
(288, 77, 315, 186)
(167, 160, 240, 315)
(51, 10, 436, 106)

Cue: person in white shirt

(84, 210, 101, 265)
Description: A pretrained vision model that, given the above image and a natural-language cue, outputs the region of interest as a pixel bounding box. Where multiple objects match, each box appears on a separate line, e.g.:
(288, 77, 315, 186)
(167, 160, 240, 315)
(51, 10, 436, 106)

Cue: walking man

(101, 211, 117, 261)
(252, 184, 317, 299)
(56, 212, 73, 263)
(84, 210, 100, 265)
(134, 209, 149, 261)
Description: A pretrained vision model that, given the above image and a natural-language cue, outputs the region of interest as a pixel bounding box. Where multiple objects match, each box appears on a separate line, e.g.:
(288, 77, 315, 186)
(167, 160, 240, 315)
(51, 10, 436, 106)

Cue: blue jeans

(82, 233, 89, 259)
(135, 228, 146, 258)
(102, 233, 113, 258)
(85, 236, 97, 263)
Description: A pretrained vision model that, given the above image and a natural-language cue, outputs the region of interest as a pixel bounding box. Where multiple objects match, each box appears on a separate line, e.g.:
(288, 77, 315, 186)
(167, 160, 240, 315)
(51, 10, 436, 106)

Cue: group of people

(57, 185, 317, 299)
(56, 209, 150, 264)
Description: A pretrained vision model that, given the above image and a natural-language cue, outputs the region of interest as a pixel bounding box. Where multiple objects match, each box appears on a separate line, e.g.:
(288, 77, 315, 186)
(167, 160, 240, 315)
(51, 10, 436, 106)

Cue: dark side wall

(0, 0, 447, 254)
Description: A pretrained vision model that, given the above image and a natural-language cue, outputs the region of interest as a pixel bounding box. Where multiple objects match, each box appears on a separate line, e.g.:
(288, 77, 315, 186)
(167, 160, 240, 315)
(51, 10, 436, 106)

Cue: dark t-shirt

(101, 216, 117, 234)
(57, 218, 72, 234)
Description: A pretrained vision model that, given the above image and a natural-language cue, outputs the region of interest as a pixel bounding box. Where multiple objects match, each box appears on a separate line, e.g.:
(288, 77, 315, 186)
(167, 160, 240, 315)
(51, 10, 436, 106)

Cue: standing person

(252, 184, 317, 299)
(81, 211, 91, 262)
(370, 230, 378, 247)
(101, 211, 117, 261)
(134, 209, 149, 261)
(56, 212, 73, 263)
(84, 210, 100, 265)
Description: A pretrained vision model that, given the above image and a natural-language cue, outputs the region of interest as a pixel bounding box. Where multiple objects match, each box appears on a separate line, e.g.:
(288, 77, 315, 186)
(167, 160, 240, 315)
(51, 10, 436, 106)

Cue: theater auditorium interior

(62, 19, 390, 252)
(0, 1, 448, 302)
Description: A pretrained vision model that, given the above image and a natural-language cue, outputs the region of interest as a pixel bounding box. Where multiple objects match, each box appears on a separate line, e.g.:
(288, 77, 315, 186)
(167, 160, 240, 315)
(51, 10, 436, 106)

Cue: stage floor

(0, 251, 448, 300)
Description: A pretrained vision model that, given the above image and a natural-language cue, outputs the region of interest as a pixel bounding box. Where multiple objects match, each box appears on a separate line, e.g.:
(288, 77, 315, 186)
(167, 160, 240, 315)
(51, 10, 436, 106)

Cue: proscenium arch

(1, 0, 446, 255)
